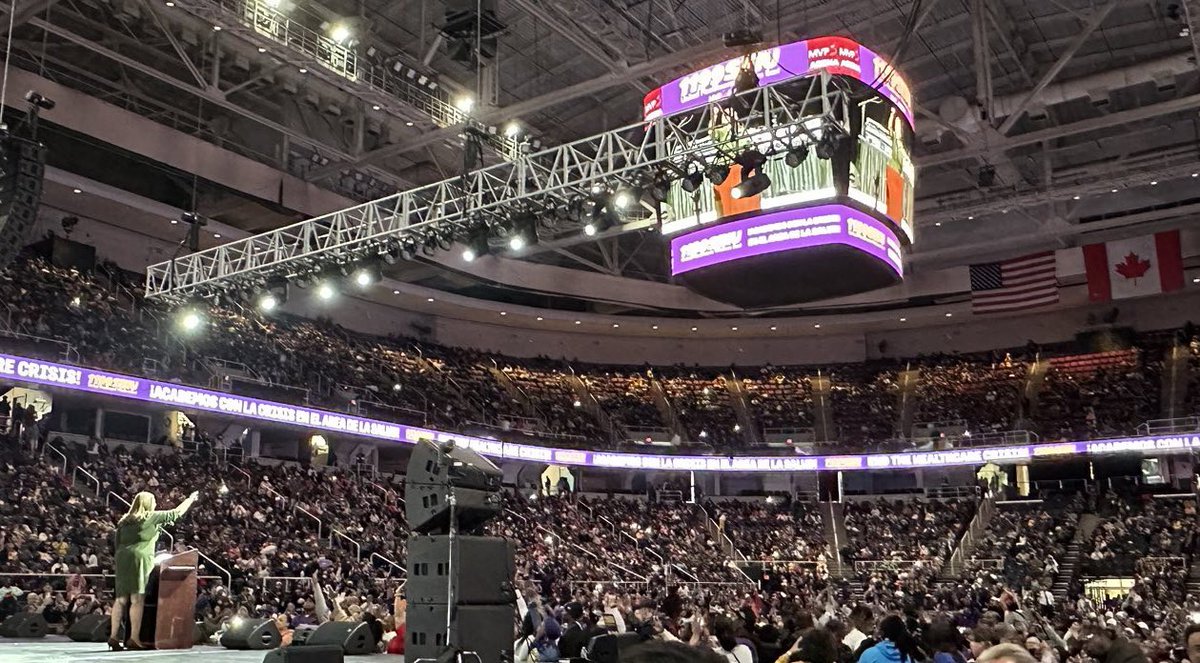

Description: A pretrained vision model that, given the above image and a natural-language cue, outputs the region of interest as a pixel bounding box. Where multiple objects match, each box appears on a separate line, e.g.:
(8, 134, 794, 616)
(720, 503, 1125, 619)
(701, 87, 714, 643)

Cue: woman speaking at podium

(108, 490, 200, 651)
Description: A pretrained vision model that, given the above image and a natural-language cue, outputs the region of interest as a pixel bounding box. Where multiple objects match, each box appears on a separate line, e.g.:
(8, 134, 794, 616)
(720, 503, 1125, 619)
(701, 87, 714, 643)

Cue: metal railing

(1137, 417, 1200, 435)
(73, 467, 101, 495)
(948, 496, 995, 577)
(263, 484, 324, 539)
(195, 549, 233, 588)
(371, 553, 405, 576)
(332, 530, 361, 559)
(44, 442, 68, 475)
(229, 464, 252, 484)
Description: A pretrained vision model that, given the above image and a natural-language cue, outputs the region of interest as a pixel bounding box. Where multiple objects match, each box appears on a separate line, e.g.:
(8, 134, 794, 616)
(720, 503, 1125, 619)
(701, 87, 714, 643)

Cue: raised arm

(148, 491, 200, 527)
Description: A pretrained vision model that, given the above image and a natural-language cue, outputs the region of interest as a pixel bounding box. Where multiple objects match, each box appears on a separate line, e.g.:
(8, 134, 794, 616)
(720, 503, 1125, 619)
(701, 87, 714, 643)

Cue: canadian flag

(1082, 230, 1184, 302)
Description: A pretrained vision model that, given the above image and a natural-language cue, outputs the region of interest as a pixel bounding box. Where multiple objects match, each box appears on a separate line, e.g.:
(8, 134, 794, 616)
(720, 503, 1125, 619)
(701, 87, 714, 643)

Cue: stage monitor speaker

(585, 633, 645, 663)
(0, 612, 49, 638)
(0, 135, 47, 273)
(406, 603, 513, 663)
(220, 618, 281, 650)
(67, 613, 111, 642)
(305, 621, 375, 655)
(405, 439, 503, 535)
(262, 644, 345, 663)
(291, 624, 319, 646)
(407, 534, 515, 605)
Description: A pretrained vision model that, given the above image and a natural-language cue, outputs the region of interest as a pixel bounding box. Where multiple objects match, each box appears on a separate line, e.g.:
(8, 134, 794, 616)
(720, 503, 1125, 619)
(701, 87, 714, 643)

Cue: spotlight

(177, 310, 204, 332)
(589, 182, 607, 197)
(613, 188, 637, 210)
(454, 95, 474, 113)
(815, 126, 843, 160)
(977, 165, 996, 188)
(24, 90, 55, 111)
(731, 172, 771, 199)
(504, 121, 521, 138)
(784, 144, 809, 168)
(328, 22, 353, 44)
(583, 223, 598, 236)
(316, 282, 337, 300)
(507, 211, 539, 250)
(258, 294, 279, 311)
(462, 227, 490, 262)
(706, 164, 730, 185)
(354, 271, 373, 287)
(509, 235, 526, 251)
(733, 149, 767, 173)
(681, 169, 705, 193)
(351, 262, 380, 288)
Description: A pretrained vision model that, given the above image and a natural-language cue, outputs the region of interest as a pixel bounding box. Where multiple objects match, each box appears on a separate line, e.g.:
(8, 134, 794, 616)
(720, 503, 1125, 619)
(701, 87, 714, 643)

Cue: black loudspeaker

(0, 135, 47, 273)
(306, 621, 375, 655)
(586, 633, 645, 663)
(291, 624, 319, 646)
(261, 644, 345, 663)
(219, 618, 282, 650)
(406, 603, 514, 663)
(405, 439, 503, 535)
(407, 534, 515, 605)
(67, 613, 110, 642)
(0, 612, 49, 638)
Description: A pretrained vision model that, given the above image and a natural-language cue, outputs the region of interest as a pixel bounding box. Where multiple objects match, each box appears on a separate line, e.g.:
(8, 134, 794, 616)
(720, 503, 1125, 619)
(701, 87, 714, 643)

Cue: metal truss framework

(145, 76, 847, 299)
(169, 0, 522, 159)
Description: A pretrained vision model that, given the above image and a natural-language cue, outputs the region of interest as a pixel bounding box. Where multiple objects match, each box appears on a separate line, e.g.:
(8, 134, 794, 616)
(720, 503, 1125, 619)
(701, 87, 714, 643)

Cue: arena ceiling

(4, 0, 1200, 318)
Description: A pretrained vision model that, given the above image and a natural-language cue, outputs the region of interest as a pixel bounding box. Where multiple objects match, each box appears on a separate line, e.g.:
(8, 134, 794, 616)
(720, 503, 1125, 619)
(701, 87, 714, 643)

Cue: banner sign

(669, 204, 904, 277)
(643, 36, 914, 128)
(2, 352, 1196, 472)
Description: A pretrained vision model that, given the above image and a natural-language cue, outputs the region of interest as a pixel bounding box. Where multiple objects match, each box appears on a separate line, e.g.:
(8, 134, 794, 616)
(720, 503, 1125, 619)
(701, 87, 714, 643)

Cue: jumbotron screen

(648, 36, 915, 306)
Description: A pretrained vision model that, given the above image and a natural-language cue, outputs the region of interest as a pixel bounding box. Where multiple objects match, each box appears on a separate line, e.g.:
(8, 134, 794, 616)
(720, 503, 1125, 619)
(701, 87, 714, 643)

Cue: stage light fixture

(454, 95, 474, 113)
(977, 165, 997, 188)
(706, 163, 730, 185)
(784, 144, 809, 168)
(177, 309, 204, 333)
(462, 226, 491, 262)
(647, 175, 670, 204)
(589, 182, 607, 197)
(328, 22, 353, 44)
(681, 169, 705, 193)
(731, 172, 771, 199)
(259, 294, 279, 311)
(734, 149, 767, 173)
(815, 127, 843, 160)
(316, 282, 337, 300)
(504, 121, 521, 138)
(613, 187, 637, 210)
(399, 239, 417, 261)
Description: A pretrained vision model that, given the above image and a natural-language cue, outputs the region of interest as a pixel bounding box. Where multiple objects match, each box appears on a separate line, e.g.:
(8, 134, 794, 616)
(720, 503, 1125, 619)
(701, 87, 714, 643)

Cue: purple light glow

(669, 204, 904, 277)
(1, 352, 1195, 472)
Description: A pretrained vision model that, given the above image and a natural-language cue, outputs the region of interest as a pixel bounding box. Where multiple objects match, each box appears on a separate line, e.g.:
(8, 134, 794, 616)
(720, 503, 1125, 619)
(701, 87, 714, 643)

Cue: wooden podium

(138, 549, 198, 649)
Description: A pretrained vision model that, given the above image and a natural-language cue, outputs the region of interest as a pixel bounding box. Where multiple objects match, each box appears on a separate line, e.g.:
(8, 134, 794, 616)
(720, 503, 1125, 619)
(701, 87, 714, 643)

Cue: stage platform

(0, 637, 390, 662)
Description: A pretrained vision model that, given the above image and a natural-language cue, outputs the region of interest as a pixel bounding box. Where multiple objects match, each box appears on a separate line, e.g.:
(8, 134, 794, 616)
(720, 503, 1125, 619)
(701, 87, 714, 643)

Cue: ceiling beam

(996, 0, 1118, 135)
(305, 40, 719, 179)
(916, 92, 1200, 168)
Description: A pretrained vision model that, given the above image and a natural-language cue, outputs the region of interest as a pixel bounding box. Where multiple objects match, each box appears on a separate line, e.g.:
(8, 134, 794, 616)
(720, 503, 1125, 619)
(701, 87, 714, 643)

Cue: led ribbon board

(643, 36, 914, 128)
(669, 203, 903, 277)
(2, 351, 1195, 472)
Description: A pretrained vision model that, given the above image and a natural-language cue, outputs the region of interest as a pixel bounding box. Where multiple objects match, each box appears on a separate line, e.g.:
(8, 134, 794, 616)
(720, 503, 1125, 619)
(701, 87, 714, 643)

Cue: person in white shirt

(843, 605, 875, 654)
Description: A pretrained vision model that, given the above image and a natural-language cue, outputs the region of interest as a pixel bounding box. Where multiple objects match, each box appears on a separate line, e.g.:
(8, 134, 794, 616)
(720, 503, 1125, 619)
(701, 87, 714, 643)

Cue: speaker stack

(0, 133, 47, 273)
(0, 612, 49, 638)
(67, 613, 111, 642)
(405, 439, 515, 663)
(220, 617, 282, 650)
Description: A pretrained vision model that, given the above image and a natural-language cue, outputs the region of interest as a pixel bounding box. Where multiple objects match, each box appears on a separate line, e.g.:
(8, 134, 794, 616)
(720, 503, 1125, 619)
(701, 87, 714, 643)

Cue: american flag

(969, 251, 1059, 314)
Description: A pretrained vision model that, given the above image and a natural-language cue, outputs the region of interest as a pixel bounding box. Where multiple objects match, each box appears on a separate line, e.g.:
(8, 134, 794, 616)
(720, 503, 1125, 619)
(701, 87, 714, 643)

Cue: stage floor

(0, 636, 390, 662)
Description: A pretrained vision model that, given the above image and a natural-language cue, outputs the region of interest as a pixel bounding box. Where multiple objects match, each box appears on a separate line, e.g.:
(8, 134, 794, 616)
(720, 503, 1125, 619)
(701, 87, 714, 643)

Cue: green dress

(114, 507, 185, 596)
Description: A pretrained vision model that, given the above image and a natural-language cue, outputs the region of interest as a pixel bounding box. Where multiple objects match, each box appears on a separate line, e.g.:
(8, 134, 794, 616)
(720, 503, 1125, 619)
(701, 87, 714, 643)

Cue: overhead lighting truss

(169, 0, 524, 156)
(145, 75, 848, 301)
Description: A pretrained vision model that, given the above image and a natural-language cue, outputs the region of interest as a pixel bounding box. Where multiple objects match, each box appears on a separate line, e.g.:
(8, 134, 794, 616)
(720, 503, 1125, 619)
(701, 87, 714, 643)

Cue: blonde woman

(109, 490, 199, 650)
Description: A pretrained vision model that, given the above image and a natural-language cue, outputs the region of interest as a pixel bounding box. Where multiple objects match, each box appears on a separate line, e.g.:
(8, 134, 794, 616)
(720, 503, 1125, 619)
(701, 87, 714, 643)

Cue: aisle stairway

(724, 373, 762, 446)
(1163, 344, 1193, 419)
(896, 367, 920, 439)
(1052, 513, 1103, 599)
(822, 501, 851, 578)
(810, 374, 835, 441)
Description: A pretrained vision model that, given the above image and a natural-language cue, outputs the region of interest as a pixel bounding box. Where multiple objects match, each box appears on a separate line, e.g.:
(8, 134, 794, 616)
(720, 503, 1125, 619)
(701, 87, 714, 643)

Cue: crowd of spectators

(2, 254, 1190, 460)
(966, 494, 1082, 591)
(1085, 493, 1197, 576)
(714, 498, 829, 562)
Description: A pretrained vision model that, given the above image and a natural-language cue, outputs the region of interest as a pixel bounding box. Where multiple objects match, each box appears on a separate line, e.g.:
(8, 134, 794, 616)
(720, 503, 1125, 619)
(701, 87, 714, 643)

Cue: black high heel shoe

(107, 638, 124, 652)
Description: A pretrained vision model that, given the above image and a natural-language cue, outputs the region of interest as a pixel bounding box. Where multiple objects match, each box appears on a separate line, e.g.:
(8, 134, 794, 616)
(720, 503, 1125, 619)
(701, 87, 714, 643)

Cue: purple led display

(643, 36, 914, 128)
(2, 352, 1196, 472)
(669, 204, 904, 277)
